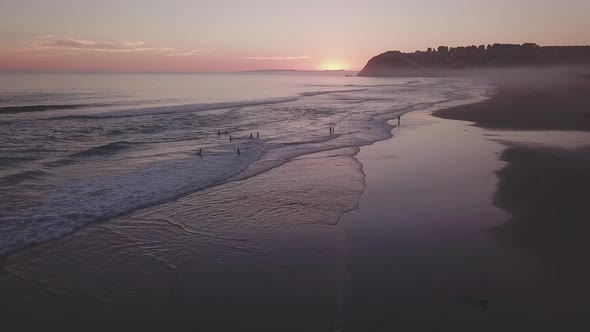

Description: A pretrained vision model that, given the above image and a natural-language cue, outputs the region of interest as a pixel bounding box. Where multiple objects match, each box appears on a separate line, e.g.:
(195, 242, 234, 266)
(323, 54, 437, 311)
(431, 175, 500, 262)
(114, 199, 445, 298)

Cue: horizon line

(0, 69, 361, 75)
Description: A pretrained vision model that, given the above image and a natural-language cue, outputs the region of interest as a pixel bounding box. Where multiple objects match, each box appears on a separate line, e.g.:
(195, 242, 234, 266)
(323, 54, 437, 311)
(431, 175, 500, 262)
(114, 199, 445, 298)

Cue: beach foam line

(58, 97, 300, 119)
(298, 88, 368, 97)
(0, 103, 114, 114)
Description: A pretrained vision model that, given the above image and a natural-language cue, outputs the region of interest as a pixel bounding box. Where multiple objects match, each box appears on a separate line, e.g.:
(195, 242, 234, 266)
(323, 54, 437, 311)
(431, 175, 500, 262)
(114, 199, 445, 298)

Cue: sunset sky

(1, 0, 589, 73)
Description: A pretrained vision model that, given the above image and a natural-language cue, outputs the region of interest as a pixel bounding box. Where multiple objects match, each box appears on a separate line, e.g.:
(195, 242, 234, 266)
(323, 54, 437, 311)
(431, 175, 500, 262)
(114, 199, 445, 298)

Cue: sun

(319, 61, 349, 71)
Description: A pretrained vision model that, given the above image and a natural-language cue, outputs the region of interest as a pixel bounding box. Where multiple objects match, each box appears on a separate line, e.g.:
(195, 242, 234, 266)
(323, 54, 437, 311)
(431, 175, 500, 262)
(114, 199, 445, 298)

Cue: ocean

(0, 72, 489, 256)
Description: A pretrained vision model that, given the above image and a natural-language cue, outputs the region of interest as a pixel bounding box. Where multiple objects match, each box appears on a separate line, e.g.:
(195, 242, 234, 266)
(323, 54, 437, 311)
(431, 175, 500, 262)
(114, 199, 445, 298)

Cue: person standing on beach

(256, 132, 259, 139)
(229, 135, 233, 142)
(237, 148, 240, 155)
(249, 133, 253, 139)
(398, 115, 401, 125)
(217, 130, 221, 136)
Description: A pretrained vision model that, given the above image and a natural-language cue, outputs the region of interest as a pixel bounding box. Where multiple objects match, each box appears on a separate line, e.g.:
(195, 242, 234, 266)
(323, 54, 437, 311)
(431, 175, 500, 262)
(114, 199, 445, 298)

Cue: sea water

(0, 72, 490, 255)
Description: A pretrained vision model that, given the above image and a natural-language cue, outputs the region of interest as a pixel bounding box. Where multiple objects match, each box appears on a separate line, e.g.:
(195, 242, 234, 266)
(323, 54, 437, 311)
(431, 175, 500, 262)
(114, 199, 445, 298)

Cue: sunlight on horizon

(318, 61, 350, 71)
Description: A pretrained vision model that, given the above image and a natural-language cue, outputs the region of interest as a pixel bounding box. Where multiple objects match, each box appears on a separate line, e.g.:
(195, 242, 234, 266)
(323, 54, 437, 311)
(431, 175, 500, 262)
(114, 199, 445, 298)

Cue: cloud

(166, 50, 205, 57)
(8, 35, 173, 53)
(243, 56, 311, 60)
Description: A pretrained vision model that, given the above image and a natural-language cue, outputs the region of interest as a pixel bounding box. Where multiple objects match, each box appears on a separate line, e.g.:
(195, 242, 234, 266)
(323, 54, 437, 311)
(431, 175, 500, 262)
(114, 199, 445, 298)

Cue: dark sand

(492, 144, 590, 313)
(435, 72, 590, 131)
(432, 72, 590, 329)
(494, 145, 590, 255)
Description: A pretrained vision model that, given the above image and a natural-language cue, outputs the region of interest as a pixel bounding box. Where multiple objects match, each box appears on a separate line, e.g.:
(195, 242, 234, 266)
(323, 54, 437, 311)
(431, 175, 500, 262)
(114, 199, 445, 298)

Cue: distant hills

(242, 69, 356, 75)
(358, 43, 590, 76)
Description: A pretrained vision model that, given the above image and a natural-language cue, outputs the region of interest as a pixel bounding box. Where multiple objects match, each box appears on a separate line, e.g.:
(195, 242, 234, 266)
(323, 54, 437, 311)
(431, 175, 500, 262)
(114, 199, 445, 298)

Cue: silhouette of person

(217, 130, 221, 136)
(398, 115, 401, 124)
(197, 148, 202, 156)
(249, 133, 253, 139)
(229, 135, 232, 142)
(237, 148, 240, 155)
(256, 132, 259, 139)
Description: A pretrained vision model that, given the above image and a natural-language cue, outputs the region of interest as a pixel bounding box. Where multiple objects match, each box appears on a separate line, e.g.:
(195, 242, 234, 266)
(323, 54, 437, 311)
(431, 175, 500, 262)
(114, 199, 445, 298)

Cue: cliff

(358, 43, 590, 77)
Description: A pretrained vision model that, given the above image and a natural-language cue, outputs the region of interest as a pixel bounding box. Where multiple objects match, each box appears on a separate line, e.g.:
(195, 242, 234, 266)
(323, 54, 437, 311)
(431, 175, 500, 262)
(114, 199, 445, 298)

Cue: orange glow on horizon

(318, 61, 349, 71)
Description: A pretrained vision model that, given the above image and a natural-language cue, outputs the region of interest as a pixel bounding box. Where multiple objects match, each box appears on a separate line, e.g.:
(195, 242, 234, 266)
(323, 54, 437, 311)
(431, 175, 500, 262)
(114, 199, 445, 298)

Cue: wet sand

(341, 105, 590, 330)
(340, 112, 531, 331)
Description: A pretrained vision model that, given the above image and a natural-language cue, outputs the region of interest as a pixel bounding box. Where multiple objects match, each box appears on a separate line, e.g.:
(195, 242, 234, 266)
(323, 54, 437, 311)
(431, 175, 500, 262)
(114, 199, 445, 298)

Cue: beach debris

(459, 298, 490, 312)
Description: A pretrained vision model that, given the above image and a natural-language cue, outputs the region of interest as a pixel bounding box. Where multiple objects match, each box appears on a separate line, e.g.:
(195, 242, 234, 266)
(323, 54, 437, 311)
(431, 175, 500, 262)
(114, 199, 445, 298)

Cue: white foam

(0, 141, 266, 255)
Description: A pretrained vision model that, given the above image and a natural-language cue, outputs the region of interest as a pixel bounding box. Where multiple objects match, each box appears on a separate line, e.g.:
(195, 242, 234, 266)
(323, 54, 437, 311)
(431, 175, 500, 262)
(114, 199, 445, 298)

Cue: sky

(1, 0, 589, 73)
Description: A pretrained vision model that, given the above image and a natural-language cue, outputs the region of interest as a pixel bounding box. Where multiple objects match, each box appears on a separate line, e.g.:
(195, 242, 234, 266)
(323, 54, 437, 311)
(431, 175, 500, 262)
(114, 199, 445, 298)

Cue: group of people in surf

(200, 115, 402, 157)
(196, 129, 261, 156)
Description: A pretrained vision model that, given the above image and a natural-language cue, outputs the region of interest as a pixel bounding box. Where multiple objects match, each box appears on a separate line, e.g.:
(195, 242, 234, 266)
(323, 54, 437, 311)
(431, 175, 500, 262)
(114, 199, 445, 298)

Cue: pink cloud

(166, 49, 206, 57)
(5, 35, 174, 54)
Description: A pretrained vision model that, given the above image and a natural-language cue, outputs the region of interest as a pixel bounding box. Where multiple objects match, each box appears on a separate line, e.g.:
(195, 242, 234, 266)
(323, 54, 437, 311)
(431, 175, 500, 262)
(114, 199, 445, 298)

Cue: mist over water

(0, 73, 491, 255)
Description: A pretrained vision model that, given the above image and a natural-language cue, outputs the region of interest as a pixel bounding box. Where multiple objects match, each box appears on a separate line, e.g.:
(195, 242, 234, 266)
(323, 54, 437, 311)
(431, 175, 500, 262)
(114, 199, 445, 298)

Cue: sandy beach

(2, 73, 590, 331)
(341, 109, 590, 331)
(436, 72, 590, 330)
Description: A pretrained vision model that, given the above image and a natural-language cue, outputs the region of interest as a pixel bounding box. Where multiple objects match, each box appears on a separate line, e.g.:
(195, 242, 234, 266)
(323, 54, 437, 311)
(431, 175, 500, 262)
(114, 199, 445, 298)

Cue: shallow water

(2, 147, 363, 331)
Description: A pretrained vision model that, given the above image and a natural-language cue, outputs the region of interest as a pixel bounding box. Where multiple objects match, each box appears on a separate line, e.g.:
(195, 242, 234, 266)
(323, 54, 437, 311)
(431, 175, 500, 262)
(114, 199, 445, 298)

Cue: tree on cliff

(359, 43, 590, 76)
